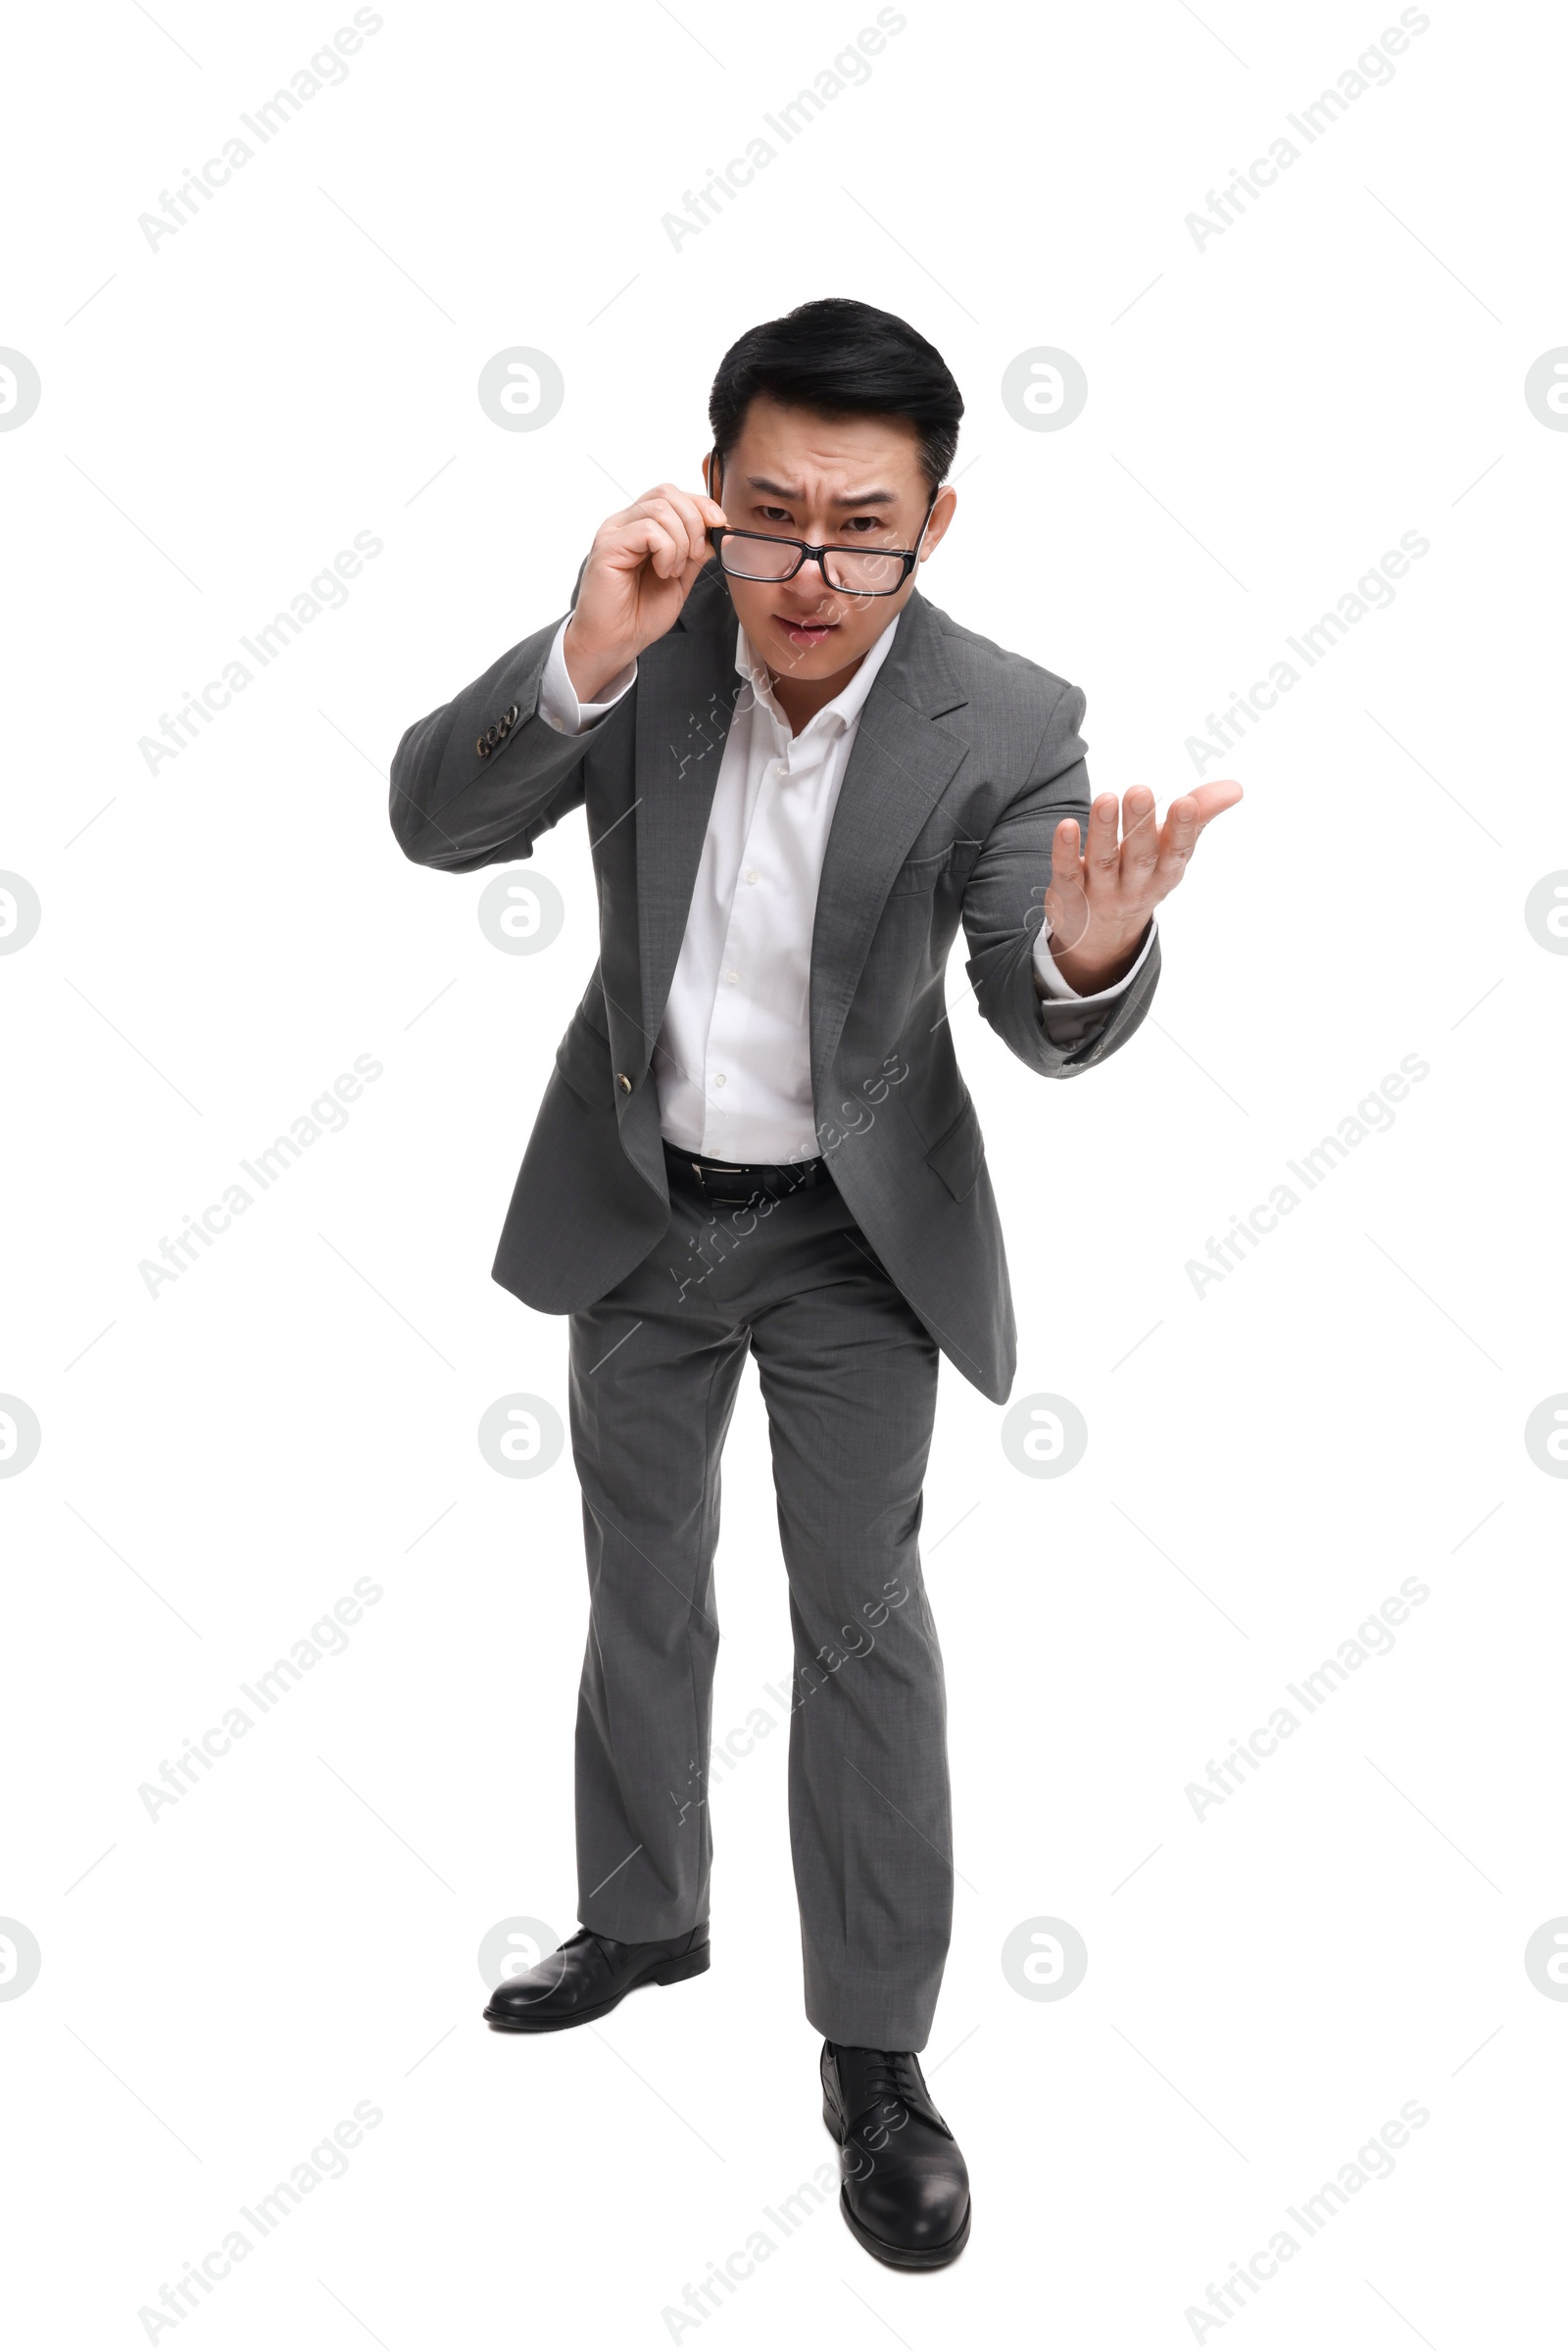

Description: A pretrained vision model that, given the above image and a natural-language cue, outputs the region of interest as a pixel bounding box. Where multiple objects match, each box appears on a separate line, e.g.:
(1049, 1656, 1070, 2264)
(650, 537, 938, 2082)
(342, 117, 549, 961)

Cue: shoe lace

(840, 2046, 924, 2131)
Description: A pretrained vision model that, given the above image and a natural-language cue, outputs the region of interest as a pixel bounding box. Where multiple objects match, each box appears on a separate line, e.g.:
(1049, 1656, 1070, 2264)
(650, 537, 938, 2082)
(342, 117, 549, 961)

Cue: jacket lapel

(809, 590, 970, 1091)
(632, 563, 742, 1062)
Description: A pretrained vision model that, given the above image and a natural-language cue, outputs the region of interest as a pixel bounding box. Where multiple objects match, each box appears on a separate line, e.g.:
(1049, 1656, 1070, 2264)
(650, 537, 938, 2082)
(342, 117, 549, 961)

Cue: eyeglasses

(706, 467, 938, 599)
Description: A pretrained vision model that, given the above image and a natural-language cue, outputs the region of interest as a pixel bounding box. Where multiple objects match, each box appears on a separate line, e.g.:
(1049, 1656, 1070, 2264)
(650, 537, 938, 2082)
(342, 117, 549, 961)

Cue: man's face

(708, 395, 956, 684)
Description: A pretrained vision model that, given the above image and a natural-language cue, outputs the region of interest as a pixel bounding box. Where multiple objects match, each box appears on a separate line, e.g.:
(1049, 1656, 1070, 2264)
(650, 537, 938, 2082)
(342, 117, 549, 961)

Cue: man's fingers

(641, 484, 723, 563)
(1048, 775, 1241, 933)
(1049, 814, 1082, 884)
(1045, 816, 1088, 943)
(660, 484, 723, 548)
(677, 540, 713, 592)
(1190, 777, 1245, 826)
(1150, 793, 1203, 891)
(1080, 793, 1122, 905)
(1156, 777, 1243, 846)
(610, 493, 707, 578)
(1167, 794, 1201, 846)
(616, 514, 688, 580)
(640, 496, 707, 574)
(1120, 785, 1159, 871)
(596, 482, 728, 590)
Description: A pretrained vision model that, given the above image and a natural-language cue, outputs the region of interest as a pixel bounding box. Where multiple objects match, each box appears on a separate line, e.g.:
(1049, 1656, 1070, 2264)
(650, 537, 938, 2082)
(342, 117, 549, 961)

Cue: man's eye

(758, 508, 792, 525)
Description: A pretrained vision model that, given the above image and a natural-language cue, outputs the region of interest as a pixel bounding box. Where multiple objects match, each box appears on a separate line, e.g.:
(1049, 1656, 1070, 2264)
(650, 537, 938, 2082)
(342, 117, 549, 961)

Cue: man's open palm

(1045, 781, 1243, 993)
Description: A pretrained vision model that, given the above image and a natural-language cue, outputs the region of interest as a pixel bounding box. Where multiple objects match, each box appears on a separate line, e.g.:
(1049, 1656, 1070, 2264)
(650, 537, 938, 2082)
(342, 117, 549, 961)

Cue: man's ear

(918, 485, 958, 561)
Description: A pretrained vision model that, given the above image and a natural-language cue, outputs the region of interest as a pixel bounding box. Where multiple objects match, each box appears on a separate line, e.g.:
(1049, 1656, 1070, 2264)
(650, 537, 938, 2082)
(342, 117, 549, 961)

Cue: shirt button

(725, 969, 739, 985)
(745, 868, 759, 884)
(713, 1073, 726, 1088)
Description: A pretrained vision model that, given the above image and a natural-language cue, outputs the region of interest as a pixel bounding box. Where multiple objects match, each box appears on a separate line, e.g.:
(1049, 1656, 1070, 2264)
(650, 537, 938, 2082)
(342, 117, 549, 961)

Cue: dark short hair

(709, 298, 962, 493)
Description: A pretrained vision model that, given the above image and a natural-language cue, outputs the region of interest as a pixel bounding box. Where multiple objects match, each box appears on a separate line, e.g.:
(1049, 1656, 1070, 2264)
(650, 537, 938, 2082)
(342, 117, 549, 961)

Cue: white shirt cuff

(538, 614, 638, 735)
(1032, 914, 1157, 1004)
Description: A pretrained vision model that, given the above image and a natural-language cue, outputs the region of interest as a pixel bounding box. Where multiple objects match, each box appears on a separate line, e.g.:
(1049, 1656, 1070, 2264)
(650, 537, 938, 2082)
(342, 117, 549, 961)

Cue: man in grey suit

(391, 298, 1237, 2269)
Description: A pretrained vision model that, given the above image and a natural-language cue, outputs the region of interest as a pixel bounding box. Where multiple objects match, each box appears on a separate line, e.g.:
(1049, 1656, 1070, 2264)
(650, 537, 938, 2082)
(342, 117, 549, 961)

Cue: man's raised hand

(563, 481, 727, 705)
(1043, 780, 1242, 994)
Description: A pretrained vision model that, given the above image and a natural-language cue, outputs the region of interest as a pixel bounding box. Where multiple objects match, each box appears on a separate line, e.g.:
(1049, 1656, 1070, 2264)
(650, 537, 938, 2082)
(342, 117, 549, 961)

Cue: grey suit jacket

(388, 561, 1158, 1402)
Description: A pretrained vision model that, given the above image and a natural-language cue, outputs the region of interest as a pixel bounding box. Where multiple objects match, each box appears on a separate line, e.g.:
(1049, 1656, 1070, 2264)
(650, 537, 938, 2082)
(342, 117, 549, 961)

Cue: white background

(4, 0, 1565, 2343)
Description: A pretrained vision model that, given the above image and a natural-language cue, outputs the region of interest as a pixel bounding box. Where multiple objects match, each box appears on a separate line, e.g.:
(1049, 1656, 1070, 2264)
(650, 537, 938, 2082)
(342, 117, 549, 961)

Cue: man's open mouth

(774, 614, 838, 647)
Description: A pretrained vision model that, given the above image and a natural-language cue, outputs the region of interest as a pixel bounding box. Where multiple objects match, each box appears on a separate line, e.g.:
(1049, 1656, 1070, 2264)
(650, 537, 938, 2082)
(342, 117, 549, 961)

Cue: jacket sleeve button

(615, 1072, 632, 1093)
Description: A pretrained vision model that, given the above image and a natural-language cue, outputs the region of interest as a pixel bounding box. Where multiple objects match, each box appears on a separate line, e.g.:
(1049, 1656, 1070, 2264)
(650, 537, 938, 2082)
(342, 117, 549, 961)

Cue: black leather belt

(662, 1140, 826, 1204)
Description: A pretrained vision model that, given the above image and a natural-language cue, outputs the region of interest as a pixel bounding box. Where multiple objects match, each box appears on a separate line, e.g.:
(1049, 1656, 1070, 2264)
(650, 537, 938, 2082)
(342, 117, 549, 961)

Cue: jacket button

(615, 1072, 632, 1093)
(476, 731, 495, 758)
(502, 703, 519, 728)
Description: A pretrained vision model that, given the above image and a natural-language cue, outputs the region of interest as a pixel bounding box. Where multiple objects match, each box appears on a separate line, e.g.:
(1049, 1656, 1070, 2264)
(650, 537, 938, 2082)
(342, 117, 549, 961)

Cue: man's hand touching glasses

(563, 482, 728, 707)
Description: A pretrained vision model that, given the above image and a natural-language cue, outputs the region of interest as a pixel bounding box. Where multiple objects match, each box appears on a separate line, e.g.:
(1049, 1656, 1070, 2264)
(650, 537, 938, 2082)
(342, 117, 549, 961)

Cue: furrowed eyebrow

(743, 475, 900, 507)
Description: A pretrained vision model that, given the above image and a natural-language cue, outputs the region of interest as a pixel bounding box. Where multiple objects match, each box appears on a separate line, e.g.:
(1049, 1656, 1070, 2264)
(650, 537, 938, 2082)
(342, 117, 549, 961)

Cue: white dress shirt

(539, 612, 1153, 1162)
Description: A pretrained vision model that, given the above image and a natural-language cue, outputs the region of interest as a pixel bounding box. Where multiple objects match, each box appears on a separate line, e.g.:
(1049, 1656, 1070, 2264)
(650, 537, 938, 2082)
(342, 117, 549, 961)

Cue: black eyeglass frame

(703, 455, 939, 599)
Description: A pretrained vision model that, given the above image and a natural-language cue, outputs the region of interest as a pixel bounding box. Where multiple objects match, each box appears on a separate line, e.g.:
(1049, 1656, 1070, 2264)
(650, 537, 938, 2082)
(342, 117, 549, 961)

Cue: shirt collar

(734, 611, 902, 739)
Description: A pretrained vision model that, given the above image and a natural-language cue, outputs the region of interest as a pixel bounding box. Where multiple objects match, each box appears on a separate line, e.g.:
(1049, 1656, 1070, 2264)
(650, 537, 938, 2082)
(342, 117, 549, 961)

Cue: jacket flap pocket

(926, 1098, 984, 1201)
(555, 1008, 612, 1112)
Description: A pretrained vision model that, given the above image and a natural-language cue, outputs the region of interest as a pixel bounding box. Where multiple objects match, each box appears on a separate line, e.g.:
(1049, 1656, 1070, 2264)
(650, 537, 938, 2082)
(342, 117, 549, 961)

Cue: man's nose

(786, 549, 837, 595)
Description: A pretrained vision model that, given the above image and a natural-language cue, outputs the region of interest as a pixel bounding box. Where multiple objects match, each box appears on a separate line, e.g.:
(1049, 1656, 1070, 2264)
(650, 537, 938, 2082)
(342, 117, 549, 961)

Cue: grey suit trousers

(568, 1149, 951, 2050)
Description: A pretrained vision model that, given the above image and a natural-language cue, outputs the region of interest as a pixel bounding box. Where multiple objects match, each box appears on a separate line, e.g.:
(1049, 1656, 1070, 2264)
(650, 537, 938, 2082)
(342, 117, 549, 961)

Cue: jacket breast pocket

(886, 838, 981, 896)
(925, 1096, 985, 1201)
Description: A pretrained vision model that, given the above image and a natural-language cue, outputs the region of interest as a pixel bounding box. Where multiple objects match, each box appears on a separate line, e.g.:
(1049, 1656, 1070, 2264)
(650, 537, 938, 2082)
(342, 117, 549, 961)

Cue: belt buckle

(706, 1159, 773, 1212)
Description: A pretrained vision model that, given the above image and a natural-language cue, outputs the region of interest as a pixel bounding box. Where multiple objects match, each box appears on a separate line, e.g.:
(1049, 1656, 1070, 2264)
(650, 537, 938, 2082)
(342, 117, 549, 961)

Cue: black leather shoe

(821, 2041, 971, 2268)
(483, 1926, 710, 2033)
